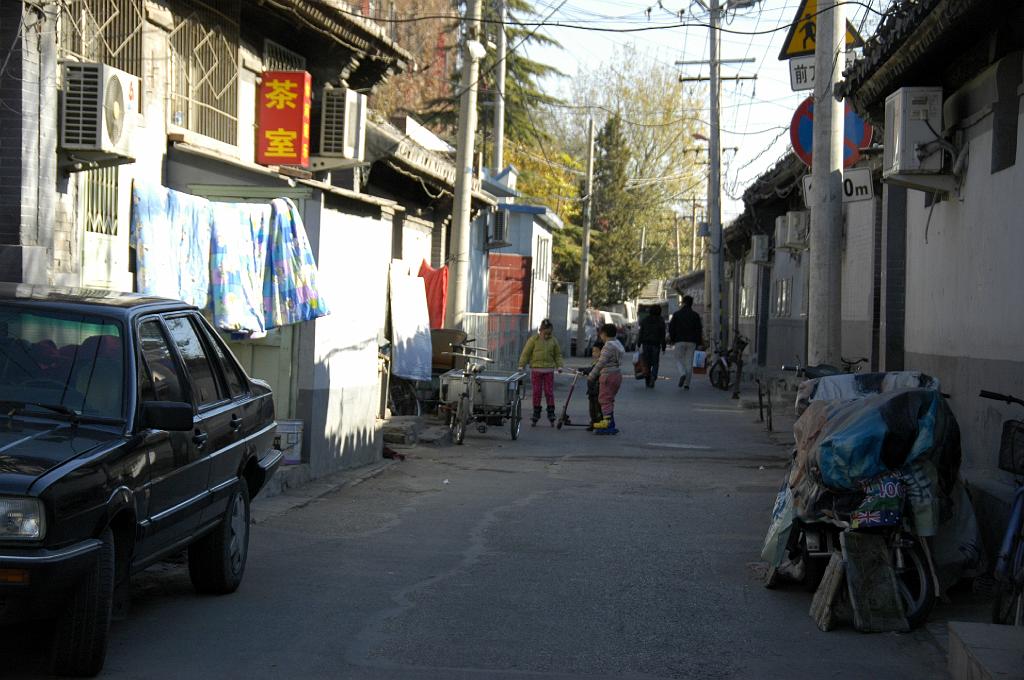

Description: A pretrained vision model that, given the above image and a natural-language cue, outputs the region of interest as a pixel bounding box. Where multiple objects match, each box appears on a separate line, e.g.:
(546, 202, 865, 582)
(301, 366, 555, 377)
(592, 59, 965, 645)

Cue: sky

(521, 0, 882, 221)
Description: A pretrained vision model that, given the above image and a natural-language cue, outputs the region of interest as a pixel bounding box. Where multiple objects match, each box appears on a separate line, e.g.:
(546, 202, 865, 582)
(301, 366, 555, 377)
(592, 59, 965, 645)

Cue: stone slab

(948, 621, 1024, 680)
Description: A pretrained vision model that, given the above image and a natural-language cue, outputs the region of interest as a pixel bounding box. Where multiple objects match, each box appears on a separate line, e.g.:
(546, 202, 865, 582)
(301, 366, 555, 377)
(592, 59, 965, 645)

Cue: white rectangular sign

(789, 56, 816, 91)
(802, 167, 875, 208)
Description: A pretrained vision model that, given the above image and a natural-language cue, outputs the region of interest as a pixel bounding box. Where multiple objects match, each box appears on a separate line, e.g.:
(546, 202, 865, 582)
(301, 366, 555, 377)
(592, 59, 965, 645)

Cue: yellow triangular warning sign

(778, 0, 865, 60)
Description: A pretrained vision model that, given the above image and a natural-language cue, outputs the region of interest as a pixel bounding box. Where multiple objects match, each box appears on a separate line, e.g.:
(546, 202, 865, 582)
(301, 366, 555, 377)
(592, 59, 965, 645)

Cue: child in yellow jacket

(518, 319, 564, 426)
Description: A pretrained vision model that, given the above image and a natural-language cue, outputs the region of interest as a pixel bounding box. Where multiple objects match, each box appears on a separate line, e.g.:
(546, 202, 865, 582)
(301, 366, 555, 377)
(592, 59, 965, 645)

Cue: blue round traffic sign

(790, 96, 873, 168)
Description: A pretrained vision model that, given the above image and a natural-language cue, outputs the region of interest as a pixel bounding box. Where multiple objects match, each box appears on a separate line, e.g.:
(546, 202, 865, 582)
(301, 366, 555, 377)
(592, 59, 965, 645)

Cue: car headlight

(0, 497, 45, 540)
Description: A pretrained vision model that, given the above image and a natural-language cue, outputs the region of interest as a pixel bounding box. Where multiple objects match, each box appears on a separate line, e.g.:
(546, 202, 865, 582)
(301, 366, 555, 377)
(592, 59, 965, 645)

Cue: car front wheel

(188, 482, 250, 595)
(51, 527, 114, 677)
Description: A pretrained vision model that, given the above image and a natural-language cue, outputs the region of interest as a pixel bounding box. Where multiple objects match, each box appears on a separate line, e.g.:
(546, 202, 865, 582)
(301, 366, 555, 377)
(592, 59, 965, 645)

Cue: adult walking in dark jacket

(669, 295, 703, 389)
(638, 305, 667, 388)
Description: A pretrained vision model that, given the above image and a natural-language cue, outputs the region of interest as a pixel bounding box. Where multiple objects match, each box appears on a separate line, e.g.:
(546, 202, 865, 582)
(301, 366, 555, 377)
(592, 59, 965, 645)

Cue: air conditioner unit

(60, 62, 139, 165)
(751, 234, 770, 264)
(785, 210, 809, 249)
(774, 216, 787, 246)
(310, 86, 367, 171)
(883, 87, 943, 178)
(487, 208, 511, 248)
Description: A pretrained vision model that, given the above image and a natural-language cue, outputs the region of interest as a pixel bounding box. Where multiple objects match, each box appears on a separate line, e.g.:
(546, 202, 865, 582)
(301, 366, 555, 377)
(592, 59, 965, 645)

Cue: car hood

(0, 419, 123, 494)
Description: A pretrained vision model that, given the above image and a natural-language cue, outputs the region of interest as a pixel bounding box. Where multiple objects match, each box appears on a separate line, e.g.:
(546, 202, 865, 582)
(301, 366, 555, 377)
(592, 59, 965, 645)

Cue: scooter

(556, 369, 590, 429)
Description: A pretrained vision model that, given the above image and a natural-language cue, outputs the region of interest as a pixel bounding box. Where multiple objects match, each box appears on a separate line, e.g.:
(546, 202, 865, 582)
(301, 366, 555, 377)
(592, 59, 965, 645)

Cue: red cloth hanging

(418, 260, 449, 329)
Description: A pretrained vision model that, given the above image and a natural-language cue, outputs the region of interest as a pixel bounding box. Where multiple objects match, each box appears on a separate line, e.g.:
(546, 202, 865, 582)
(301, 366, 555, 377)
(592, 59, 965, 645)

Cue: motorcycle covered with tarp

(761, 372, 985, 628)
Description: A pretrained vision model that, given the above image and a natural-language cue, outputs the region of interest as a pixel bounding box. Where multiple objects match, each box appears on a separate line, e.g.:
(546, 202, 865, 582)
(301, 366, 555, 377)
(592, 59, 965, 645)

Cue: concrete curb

(252, 459, 398, 525)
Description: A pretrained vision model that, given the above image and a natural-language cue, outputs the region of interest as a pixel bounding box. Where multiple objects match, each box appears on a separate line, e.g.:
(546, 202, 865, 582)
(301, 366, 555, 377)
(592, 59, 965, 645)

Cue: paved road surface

(3, 356, 954, 679)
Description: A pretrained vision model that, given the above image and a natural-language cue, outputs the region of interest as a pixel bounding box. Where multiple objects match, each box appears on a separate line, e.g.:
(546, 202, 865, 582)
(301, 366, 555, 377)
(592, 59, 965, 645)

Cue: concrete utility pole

(445, 0, 484, 330)
(492, 0, 507, 171)
(575, 118, 595, 356)
(707, 0, 724, 351)
(807, 0, 844, 365)
(674, 214, 681, 277)
(690, 197, 698, 272)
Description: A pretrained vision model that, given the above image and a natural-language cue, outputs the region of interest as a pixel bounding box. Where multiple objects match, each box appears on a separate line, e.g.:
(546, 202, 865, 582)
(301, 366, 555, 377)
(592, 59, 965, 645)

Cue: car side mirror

(139, 401, 194, 431)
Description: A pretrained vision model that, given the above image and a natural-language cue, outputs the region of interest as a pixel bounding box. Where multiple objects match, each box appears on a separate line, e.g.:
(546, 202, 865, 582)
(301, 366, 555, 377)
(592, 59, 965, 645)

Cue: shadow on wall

(297, 343, 384, 478)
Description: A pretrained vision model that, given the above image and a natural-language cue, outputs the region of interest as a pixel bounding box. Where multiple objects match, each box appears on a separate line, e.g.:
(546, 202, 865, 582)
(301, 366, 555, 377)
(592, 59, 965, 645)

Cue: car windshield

(0, 305, 125, 421)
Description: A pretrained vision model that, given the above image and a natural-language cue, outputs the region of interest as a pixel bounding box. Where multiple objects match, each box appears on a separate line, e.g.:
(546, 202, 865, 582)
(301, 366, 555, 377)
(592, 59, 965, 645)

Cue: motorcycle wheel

(893, 533, 935, 629)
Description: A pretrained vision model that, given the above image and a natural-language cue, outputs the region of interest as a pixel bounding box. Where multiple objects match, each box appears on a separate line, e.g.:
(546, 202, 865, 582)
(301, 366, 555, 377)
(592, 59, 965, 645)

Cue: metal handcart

(439, 344, 526, 444)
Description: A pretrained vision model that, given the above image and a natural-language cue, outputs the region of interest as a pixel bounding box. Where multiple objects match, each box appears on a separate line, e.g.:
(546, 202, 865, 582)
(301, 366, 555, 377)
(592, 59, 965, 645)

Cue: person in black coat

(668, 295, 703, 389)
(638, 305, 667, 388)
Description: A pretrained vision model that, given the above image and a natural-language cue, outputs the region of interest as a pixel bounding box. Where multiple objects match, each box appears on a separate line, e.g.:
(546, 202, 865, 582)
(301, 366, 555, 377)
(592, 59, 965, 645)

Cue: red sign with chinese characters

(257, 71, 311, 167)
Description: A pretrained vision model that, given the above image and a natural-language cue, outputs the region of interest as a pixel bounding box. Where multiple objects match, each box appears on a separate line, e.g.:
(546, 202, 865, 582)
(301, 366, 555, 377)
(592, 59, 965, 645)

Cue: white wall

(902, 88, 1024, 473)
(529, 221, 552, 329)
(304, 206, 392, 473)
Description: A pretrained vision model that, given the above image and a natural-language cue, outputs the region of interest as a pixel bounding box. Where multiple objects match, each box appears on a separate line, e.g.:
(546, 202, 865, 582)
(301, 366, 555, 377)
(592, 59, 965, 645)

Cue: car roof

(0, 283, 194, 319)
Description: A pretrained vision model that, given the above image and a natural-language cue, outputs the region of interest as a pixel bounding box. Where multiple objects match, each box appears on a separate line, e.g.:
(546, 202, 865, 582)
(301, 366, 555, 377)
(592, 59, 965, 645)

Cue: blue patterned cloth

(131, 183, 211, 309)
(264, 198, 329, 329)
(210, 202, 272, 335)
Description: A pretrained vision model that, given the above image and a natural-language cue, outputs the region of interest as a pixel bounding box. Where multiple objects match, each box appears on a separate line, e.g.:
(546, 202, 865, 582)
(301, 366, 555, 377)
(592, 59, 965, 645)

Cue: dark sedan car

(0, 285, 281, 676)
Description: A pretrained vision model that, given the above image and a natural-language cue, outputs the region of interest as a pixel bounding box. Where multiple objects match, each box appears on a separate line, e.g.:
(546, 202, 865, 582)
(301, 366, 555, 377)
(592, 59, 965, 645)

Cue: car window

(0, 305, 125, 419)
(138, 320, 186, 403)
(197, 320, 248, 398)
(165, 316, 223, 407)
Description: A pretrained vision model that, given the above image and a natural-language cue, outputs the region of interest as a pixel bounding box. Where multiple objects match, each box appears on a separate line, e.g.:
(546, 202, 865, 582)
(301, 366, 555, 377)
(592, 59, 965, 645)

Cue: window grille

(81, 166, 119, 236)
(169, 0, 240, 145)
(59, 0, 145, 77)
(263, 39, 306, 72)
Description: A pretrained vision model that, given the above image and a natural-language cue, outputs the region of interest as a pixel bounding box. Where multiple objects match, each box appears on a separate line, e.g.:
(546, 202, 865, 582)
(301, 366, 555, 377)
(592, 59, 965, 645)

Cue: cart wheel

(452, 395, 468, 445)
(509, 396, 522, 440)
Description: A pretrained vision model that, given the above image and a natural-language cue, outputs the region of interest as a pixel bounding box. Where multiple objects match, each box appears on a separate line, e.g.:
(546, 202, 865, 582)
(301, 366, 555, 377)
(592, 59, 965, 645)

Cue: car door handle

(230, 414, 242, 431)
(193, 430, 208, 448)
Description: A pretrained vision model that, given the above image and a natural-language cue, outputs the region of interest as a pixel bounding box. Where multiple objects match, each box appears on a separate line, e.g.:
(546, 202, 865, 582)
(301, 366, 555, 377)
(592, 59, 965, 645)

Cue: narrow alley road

(5, 358, 950, 679)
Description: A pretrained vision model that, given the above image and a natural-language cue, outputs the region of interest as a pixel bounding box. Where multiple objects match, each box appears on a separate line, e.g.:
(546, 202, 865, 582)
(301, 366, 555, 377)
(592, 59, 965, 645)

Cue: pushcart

(439, 345, 526, 444)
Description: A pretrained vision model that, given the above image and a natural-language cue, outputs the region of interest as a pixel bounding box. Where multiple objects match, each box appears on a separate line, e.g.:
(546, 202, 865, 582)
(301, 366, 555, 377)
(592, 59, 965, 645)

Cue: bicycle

(979, 389, 1024, 626)
(708, 333, 748, 393)
(378, 349, 422, 417)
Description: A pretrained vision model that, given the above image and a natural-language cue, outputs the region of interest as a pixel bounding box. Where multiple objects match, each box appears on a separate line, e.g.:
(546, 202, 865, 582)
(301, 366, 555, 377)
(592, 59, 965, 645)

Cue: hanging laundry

(210, 202, 273, 336)
(264, 198, 330, 329)
(131, 183, 211, 309)
(418, 260, 449, 329)
(131, 184, 329, 336)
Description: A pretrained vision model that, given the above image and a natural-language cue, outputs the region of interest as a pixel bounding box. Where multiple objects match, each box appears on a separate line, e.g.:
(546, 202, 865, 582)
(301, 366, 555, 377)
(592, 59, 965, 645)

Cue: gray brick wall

(0, 2, 25, 246)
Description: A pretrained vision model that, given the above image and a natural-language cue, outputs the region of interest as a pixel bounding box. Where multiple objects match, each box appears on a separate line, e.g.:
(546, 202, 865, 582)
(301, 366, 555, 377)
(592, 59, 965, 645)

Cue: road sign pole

(808, 0, 844, 366)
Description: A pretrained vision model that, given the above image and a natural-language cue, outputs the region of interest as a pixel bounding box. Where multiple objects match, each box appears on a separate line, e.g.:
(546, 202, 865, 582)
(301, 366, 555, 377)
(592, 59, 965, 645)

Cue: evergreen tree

(587, 114, 660, 307)
(427, 0, 563, 154)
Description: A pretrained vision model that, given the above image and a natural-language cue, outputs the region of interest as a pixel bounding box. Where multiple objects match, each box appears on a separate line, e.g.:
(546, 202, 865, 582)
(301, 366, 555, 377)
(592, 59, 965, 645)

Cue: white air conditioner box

(774, 216, 787, 246)
(487, 208, 511, 248)
(60, 62, 139, 161)
(311, 86, 366, 170)
(751, 234, 770, 264)
(785, 210, 809, 249)
(883, 87, 944, 177)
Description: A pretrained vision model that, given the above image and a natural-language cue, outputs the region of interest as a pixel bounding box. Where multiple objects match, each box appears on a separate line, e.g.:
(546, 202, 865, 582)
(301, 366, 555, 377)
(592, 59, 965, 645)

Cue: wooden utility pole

(575, 118, 595, 356)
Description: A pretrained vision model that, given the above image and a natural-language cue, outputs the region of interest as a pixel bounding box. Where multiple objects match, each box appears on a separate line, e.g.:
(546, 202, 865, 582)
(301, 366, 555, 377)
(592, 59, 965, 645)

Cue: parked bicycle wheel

(894, 533, 936, 629)
(451, 395, 468, 445)
(709, 360, 730, 390)
(388, 377, 421, 417)
(992, 529, 1023, 625)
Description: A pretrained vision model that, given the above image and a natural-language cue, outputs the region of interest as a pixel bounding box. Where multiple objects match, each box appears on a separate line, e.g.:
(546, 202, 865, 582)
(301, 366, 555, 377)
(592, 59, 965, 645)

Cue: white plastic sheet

(389, 270, 432, 381)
